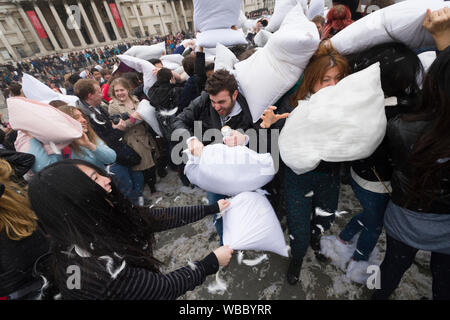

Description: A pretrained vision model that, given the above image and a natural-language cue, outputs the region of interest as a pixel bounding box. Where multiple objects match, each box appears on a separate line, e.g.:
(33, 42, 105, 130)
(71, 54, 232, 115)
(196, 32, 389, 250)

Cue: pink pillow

(7, 97, 82, 146)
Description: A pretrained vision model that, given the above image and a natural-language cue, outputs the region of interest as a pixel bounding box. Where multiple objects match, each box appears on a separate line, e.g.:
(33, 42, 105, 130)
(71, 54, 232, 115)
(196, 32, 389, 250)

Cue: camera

(110, 112, 130, 125)
(258, 18, 268, 27)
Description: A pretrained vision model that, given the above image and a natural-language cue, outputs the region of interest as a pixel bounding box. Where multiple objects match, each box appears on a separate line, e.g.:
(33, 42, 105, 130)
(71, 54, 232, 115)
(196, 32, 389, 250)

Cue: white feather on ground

(242, 254, 268, 266)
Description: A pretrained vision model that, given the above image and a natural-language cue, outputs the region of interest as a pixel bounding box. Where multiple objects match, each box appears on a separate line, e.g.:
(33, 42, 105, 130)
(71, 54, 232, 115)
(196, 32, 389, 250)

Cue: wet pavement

(146, 169, 432, 300)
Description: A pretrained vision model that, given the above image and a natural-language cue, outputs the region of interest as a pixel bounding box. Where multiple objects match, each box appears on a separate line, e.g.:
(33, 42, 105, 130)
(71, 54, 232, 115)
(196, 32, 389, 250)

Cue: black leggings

(373, 234, 450, 300)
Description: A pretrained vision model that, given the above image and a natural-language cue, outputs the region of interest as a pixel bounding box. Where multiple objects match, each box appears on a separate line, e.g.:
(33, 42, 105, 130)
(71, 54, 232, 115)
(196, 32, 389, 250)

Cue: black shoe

(157, 166, 168, 178)
(310, 231, 321, 252)
(286, 258, 303, 285)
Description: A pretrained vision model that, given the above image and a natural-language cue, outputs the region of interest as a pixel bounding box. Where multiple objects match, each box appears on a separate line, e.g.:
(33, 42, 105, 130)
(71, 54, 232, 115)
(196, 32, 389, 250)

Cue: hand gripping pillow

(266, 0, 308, 32)
(279, 63, 386, 175)
(136, 99, 163, 137)
(117, 55, 156, 95)
(184, 143, 275, 196)
(254, 30, 273, 47)
(7, 97, 82, 145)
(196, 29, 247, 48)
(235, 3, 320, 123)
(222, 191, 289, 257)
(330, 0, 448, 56)
(22, 73, 79, 105)
(193, 0, 241, 32)
(123, 42, 166, 61)
(307, 0, 325, 20)
(214, 43, 239, 72)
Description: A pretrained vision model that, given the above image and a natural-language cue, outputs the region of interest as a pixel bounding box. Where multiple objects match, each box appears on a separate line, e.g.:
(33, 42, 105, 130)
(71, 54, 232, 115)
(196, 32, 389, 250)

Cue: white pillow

(22, 73, 79, 105)
(184, 143, 275, 196)
(214, 43, 239, 72)
(418, 51, 436, 75)
(123, 42, 166, 61)
(160, 54, 184, 65)
(116, 55, 156, 96)
(330, 0, 448, 56)
(196, 29, 247, 48)
(223, 191, 289, 257)
(193, 0, 241, 32)
(278, 63, 386, 175)
(237, 10, 259, 33)
(136, 99, 163, 137)
(235, 3, 320, 123)
(254, 30, 273, 47)
(307, 0, 325, 20)
(266, 0, 308, 32)
(162, 61, 181, 70)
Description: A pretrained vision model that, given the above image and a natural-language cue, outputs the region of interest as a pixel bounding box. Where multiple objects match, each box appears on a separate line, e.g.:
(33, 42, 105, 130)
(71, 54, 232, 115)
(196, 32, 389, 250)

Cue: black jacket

(0, 149, 35, 178)
(387, 116, 449, 214)
(351, 103, 412, 182)
(0, 230, 50, 297)
(171, 91, 271, 152)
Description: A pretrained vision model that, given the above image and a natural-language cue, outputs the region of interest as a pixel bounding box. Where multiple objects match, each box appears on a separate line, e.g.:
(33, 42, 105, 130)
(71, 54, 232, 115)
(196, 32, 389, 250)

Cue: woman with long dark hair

(372, 8, 450, 299)
(28, 159, 232, 300)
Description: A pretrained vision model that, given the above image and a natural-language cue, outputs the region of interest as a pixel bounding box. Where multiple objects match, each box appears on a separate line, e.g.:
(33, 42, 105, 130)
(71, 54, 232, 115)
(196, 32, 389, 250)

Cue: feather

(315, 207, 334, 217)
(304, 191, 314, 197)
(159, 107, 178, 117)
(207, 271, 227, 294)
(242, 254, 268, 266)
(237, 251, 244, 265)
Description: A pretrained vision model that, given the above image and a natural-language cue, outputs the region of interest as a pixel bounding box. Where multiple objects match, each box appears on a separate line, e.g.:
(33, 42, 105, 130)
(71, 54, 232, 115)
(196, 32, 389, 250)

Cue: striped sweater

(58, 203, 220, 300)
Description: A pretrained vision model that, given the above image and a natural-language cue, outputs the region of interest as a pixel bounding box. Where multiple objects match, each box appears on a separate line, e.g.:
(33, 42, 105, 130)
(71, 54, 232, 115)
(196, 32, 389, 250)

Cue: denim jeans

(284, 165, 340, 260)
(109, 163, 144, 205)
(339, 176, 390, 261)
(206, 191, 226, 246)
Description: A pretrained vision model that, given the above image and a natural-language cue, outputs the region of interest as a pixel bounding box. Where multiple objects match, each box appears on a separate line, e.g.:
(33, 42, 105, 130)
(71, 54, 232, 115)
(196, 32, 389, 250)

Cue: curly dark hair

(204, 69, 238, 97)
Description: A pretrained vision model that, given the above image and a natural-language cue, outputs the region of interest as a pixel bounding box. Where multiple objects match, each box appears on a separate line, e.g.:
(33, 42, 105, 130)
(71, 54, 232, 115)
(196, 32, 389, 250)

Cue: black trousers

(373, 234, 450, 300)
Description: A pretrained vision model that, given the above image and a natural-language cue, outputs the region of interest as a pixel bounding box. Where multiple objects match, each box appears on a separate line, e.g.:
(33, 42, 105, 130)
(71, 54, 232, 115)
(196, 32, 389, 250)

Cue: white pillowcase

(214, 43, 239, 72)
(223, 191, 289, 257)
(193, 0, 241, 32)
(278, 63, 386, 175)
(196, 29, 247, 48)
(136, 100, 163, 137)
(331, 0, 448, 56)
(266, 0, 308, 32)
(123, 42, 166, 61)
(254, 30, 273, 47)
(235, 3, 320, 123)
(184, 143, 275, 196)
(116, 55, 156, 96)
(22, 73, 79, 105)
(307, 0, 325, 20)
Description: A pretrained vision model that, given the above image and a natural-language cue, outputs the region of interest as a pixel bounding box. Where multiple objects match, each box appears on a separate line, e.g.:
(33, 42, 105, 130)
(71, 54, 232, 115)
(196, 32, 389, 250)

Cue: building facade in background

(0, 0, 274, 63)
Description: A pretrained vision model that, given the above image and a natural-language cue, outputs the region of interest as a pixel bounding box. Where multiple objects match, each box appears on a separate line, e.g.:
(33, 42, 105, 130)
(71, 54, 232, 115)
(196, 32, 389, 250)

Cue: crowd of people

(0, 0, 449, 301)
(0, 32, 190, 99)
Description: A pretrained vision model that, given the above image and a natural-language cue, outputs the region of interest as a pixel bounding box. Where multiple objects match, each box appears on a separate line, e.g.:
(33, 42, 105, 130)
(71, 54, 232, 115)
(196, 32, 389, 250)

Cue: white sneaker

(346, 260, 372, 284)
(320, 235, 355, 271)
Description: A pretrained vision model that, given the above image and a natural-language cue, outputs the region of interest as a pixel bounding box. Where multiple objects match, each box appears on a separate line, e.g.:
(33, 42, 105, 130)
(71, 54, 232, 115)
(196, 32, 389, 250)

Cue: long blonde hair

(0, 160, 38, 240)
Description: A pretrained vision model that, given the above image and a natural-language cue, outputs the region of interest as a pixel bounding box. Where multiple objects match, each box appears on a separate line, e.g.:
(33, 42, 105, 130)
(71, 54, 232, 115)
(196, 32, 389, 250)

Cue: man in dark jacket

(171, 69, 271, 244)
